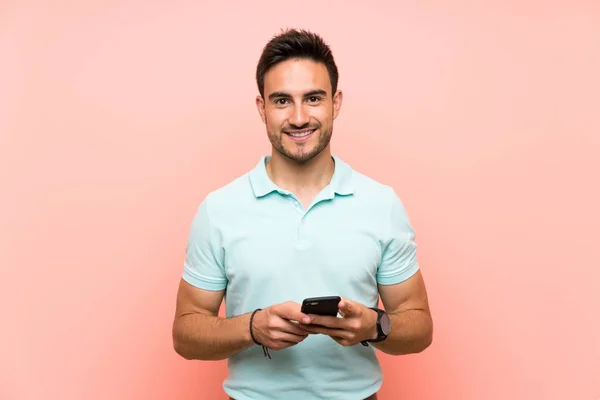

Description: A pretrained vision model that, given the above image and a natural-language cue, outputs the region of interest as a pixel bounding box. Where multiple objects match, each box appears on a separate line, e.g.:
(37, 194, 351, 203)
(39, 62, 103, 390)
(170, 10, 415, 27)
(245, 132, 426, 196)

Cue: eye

(308, 96, 321, 103)
(275, 98, 289, 105)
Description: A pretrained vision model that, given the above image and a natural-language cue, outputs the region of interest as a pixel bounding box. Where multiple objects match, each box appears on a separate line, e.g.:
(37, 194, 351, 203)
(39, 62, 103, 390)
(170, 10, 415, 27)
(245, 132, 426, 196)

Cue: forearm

(373, 309, 433, 355)
(173, 312, 254, 360)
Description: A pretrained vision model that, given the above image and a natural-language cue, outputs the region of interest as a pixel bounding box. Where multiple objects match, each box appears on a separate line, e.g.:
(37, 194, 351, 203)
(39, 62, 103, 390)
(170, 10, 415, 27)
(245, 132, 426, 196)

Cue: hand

(300, 298, 378, 346)
(252, 301, 314, 350)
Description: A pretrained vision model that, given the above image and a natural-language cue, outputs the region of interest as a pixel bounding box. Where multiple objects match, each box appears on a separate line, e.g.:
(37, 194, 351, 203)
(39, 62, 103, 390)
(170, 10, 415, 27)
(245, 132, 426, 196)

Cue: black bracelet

(249, 308, 271, 359)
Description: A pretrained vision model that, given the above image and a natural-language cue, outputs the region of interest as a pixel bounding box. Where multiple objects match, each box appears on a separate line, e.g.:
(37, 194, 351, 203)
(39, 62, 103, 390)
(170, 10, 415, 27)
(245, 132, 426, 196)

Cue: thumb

(338, 298, 357, 317)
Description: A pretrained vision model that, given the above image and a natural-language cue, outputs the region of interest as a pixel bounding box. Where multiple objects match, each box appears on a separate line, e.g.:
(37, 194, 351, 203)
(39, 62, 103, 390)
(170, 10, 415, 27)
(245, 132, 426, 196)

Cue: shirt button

(293, 201, 299, 207)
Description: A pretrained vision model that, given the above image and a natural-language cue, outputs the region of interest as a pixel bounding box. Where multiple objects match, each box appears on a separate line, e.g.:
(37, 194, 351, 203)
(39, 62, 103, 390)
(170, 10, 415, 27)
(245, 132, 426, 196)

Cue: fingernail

(302, 317, 311, 324)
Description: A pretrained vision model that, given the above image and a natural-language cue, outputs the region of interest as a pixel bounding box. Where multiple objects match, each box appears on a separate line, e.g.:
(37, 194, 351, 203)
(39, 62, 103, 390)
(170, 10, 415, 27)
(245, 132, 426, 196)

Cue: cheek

(266, 111, 287, 130)
(312, 108, 332, 125)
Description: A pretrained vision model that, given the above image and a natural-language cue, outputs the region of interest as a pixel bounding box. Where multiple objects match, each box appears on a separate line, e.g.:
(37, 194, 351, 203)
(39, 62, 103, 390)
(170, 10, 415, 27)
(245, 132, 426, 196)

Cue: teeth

(288, 130, 314, 137)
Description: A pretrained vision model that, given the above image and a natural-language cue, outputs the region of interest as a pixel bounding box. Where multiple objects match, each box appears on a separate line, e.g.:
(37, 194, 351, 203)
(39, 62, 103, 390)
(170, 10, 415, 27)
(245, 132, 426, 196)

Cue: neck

(266, 147, 334, 197)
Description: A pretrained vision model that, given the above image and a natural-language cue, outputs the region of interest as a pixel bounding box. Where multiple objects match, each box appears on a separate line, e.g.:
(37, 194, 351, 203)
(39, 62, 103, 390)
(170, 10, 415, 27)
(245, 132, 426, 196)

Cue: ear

(332, 90, 343, 120)
(256, 95, 266, 124)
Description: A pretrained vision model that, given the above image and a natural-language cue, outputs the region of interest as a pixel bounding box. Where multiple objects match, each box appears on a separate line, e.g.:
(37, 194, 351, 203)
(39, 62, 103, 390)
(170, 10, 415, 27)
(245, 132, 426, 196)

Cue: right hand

(251, 301, 313, 350)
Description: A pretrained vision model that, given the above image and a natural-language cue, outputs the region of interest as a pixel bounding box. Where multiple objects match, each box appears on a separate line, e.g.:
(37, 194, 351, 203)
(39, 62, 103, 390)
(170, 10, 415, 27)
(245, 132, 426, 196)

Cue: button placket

(295, 206, 311, 248)
(287, 196, 310, 248)
(295, 218, 310, 249)
(291, 198, 304, 216)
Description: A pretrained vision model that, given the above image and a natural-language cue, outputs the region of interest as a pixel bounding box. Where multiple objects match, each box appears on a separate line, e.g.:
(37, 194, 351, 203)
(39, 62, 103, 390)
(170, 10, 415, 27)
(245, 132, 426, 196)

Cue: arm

(172, 279, 254, 361)
(299, 271, 433, 355)
(300, 188, 432, 354)
(372, 188, 432, 355)
(173, 197, 253, 361)
(173, 197, 311, 361)
(371, 269, 433, 355)
(172, 279, 313, 361)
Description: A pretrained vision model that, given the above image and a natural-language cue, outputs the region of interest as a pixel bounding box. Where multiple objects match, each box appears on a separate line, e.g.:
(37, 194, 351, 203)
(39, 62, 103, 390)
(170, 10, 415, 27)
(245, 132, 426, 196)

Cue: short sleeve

(182, 196, 228, 291)
(376, 188, 420, 285)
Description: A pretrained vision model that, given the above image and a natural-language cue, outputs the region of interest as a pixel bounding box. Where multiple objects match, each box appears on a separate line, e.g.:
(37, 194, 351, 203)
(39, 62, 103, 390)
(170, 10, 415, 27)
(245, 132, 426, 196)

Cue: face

(256, 58, 343, 163)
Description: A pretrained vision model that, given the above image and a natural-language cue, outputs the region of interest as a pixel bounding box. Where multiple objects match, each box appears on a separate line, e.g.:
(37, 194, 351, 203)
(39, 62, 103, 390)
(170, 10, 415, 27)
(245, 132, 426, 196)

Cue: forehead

(263, 58, 331, 96)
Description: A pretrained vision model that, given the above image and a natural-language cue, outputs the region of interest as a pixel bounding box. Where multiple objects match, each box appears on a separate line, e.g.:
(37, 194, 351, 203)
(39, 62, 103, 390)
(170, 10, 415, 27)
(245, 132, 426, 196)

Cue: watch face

(380, 313, 391, 335)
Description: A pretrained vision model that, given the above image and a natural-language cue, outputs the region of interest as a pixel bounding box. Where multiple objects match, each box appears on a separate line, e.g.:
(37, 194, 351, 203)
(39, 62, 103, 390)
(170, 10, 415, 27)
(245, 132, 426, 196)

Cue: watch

(361, 307, 391, 346)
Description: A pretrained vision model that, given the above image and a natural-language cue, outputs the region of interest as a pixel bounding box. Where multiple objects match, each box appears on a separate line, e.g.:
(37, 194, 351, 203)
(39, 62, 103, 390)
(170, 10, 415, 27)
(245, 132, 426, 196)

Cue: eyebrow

(267, 89, 328, 101)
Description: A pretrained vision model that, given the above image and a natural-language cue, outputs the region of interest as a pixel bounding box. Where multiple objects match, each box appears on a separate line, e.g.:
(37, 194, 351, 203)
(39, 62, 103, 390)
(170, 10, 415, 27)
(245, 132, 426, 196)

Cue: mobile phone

(301, 296, 341, 317)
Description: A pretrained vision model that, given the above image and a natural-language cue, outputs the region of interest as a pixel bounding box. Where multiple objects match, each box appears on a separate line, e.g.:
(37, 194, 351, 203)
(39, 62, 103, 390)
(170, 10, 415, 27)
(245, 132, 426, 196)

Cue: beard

(267, 123, 333, 163)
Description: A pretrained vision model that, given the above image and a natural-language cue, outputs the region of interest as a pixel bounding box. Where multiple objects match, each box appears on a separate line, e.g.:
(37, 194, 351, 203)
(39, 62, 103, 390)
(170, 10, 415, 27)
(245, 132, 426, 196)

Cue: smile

(285, 129, 316, 141)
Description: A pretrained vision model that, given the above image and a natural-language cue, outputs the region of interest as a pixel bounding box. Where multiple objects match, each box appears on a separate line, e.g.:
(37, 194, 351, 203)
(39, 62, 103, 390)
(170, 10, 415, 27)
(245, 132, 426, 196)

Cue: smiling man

(172, 29, 433, 400)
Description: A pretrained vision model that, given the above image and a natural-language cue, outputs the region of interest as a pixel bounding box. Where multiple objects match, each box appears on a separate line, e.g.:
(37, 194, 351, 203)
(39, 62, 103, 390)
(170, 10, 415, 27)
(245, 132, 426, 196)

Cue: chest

(219, 201, 384, 296)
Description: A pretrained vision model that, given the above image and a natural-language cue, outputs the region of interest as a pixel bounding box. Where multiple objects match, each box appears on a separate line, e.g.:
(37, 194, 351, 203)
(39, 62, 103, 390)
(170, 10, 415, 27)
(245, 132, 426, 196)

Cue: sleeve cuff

(376, 262, 420, 286)
(182, 270, 228, 291)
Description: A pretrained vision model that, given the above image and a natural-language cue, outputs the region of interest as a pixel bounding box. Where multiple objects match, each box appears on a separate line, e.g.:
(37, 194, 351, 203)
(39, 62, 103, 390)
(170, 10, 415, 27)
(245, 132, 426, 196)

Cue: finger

(271, 331, 309, 344)
(338, 298, 358, 317)
(281, 320, 314, 336)
(269, 340, 304, 350)
(331, 337, 355, 347)
(300, 325, 323, 334)
(302, 325, 349, 339)
(307, 315, 345, 329)
(275, 304, 312, 324)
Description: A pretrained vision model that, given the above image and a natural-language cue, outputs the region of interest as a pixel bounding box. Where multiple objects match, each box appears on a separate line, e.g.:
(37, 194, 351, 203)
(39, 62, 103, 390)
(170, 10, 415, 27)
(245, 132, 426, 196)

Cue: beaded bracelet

(250, 308, 271, 359)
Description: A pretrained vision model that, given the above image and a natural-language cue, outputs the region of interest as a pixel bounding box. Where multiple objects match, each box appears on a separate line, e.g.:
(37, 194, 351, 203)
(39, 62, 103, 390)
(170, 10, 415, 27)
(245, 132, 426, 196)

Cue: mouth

(284, 129, 317, 142)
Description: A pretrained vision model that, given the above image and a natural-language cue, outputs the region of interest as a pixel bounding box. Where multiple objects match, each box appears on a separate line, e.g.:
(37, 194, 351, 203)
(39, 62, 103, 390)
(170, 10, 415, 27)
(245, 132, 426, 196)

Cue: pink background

(1, 1, 599, 399)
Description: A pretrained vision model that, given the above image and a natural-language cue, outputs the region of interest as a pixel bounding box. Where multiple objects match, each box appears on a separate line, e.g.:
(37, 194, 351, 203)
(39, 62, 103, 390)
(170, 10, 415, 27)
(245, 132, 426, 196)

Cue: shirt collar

(249, 155, 355, 198)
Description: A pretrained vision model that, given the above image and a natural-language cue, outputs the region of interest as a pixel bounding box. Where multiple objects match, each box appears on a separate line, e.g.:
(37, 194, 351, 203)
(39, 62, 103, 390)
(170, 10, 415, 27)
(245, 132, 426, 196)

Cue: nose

(288, 103, 310, 128)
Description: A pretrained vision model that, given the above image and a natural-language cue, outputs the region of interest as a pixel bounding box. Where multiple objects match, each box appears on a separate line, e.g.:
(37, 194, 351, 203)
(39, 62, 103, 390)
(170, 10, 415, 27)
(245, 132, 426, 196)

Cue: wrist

(244, 312, 254, 345)
(248, 309, 262, 346)
(368, 308, 379, 340)
(361, 307, 391, 346)
(248, 308, 272, 359)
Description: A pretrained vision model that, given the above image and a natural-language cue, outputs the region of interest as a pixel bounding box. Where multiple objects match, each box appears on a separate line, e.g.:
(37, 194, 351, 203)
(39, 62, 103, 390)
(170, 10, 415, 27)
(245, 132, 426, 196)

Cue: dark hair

(256, 28, 339, 98)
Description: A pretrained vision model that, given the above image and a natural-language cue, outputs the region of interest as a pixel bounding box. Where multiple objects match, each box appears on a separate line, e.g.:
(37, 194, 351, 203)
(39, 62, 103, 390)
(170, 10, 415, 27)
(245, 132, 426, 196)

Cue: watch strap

(361, 307, 388, 346)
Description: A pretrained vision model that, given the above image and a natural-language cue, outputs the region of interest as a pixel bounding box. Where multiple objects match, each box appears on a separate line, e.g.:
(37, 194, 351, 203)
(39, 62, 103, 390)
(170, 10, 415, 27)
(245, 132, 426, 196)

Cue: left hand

(300, 297, 378, 346)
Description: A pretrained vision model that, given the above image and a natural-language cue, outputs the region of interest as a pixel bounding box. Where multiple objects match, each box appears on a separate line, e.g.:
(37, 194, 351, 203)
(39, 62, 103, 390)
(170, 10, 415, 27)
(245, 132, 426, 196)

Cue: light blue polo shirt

(182, 155, 419, 400)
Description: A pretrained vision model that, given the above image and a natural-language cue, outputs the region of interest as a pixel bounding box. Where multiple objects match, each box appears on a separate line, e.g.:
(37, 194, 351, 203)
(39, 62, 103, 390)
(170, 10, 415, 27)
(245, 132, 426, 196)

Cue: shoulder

(352, 170, 394, 194)
(201, 171, 255, 216)
(350, 168, 399, 207)
(348, 165, 413, 228)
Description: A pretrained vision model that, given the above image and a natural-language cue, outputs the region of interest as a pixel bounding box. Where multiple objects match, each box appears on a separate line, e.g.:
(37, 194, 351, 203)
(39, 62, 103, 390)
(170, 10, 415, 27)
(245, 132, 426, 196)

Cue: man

(172, 28, 433, 400)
